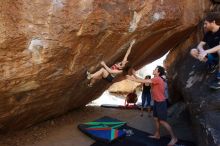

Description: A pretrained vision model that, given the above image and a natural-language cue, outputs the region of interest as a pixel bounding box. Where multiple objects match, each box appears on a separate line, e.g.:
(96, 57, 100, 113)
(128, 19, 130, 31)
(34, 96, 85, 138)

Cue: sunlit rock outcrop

(108, 80, 140, 94)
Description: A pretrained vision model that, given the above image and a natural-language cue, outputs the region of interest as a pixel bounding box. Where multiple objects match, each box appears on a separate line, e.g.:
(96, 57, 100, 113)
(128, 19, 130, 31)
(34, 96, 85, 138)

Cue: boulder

(0, 0, 210, 130)
(166, 23, 220, 146)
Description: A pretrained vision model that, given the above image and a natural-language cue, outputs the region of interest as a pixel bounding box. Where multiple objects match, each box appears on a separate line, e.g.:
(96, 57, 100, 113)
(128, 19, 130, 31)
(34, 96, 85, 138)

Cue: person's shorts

(153, 101, 167, 121)
(103, 74, 114, 82)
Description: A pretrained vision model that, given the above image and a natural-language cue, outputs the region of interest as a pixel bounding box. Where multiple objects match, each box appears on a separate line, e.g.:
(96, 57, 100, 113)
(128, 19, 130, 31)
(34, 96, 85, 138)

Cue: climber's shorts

(103, 74, 114, 82)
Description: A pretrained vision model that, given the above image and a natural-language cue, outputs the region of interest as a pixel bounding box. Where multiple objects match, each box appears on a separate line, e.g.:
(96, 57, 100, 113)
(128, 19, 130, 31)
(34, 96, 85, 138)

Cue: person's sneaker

(209, 81, 220, 90)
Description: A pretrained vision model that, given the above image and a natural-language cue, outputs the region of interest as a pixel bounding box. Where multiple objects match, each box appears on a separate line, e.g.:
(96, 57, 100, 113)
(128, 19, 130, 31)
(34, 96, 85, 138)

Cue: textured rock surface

(166, 15, 220, 146)
(168, 44, 220, 146)
(0, 0, 210, 130)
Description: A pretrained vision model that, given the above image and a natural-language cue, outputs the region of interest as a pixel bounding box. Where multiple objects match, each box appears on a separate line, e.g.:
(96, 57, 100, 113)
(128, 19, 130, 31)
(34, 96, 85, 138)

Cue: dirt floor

(0, 106, 195, 146)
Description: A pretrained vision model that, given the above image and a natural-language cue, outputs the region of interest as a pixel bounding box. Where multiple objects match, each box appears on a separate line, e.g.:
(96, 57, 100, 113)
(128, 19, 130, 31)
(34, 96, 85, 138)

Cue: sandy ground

(0, 106, 195, 146)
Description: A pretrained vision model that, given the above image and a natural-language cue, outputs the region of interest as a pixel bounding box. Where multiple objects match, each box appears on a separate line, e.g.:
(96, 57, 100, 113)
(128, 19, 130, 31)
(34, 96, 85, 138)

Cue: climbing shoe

(86, 71, 92, 80)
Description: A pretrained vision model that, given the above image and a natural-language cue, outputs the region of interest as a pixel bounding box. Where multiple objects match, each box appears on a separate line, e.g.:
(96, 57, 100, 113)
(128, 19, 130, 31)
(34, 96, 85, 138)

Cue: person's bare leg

(149, 118, 160, 139)
(140, 107, 143, 117)
(147, 106, 152, 117)
(159, 120, 177, 145)
(88, 68, 109, 86)
(89, 68, 106, 78)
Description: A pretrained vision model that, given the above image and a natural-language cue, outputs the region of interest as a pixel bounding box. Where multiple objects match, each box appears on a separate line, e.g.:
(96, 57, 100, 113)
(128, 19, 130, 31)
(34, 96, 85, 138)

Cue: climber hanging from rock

(190, 13, 220, 89)
(86, 39, 136, 87)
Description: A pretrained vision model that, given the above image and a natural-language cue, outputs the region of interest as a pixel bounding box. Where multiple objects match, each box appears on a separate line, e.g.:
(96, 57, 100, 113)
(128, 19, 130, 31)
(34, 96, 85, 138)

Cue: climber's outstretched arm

(122, 39, 136, 63)
(126, 75, 152, 84)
